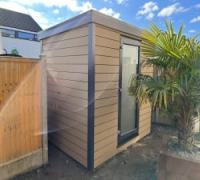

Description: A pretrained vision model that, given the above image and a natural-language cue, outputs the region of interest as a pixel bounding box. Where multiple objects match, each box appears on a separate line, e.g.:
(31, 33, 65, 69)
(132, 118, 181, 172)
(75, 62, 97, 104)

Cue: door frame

(118, 36, 141, 146)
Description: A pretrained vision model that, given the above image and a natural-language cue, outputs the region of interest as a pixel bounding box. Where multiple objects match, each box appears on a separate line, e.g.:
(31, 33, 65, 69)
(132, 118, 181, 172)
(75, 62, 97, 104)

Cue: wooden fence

(0, 57, 48, 179)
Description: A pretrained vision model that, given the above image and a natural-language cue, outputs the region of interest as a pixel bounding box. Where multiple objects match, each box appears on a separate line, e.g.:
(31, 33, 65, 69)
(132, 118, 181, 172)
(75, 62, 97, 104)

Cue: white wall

(0, 32, 4, 54)
(2, 37, 41, 59)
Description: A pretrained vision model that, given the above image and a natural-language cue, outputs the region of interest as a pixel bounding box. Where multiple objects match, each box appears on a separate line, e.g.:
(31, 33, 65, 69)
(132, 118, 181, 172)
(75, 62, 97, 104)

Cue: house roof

(39, 10, 142, 40)
(0, 8, 42, 32)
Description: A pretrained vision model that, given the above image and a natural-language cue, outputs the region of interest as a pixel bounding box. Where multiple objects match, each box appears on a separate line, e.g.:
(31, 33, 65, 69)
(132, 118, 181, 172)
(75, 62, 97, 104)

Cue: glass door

(118, 37, 140, 145)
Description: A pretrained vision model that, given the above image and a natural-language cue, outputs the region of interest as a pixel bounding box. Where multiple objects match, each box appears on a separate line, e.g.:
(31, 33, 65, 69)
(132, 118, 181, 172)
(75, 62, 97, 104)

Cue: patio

(14, 125, 177, 180)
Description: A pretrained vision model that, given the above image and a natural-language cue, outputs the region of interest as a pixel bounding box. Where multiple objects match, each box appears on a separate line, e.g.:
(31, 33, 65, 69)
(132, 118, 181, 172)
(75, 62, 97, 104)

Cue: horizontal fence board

(95, 97, 118, 108)
(43, 36, 88, 51)
(49, 134, 87, 166)
(95, 104, 118, 117)
(48, 88, 87, 100)
(49, 126, 87, 150)
(95, 26, 120, 41)
(95, 119, 118, 135)
(95, 126, 117, 143)
(95, 65, 119, 74)
(96, 36, 120, 49)
(48, 71, 88, 82)
(48, 87, 87, 100)
(94, 142, 117, 160)
(95, 112, 118, 126)
(95, 89, 118, 100)
(48, 107, 87, 125)
(95, 73, 119, 82)
(46, 55, 88, 65)
(47, 64, 88, 73)
(95, 56, 119, 65)
(94, 134, 117, 151)
(96, 46, 119, 58)
(48, 120, 87, 141)
(43, 26, 88, 44)
(43, 46, 88, 57)
(48, 99, 88, 116)
(48, 79, 88, 91)
(95, 82, 118, 91)
(94, 146, 117, 168)
(49, 121, 87, 150)
(139, 119, 151, 129)
(48, 92, 87, 106)
(49, 113, 87, 134)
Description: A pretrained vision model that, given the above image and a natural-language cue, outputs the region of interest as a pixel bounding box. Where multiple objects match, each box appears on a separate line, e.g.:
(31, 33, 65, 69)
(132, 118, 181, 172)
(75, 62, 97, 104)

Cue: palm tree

(129, 21, 200, 150)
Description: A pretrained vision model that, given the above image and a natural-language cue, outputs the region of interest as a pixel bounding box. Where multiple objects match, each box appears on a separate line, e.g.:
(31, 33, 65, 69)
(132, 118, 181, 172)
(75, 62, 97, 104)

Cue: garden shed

(39, 10, 153, 170)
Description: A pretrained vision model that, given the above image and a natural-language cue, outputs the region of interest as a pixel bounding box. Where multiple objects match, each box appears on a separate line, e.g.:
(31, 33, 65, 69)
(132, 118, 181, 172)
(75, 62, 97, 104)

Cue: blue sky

(0, 0, 199, 36)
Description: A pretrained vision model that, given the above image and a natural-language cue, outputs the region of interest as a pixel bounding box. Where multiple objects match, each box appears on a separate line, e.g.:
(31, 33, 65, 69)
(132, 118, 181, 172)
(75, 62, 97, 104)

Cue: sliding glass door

(118, 37, 140, 145)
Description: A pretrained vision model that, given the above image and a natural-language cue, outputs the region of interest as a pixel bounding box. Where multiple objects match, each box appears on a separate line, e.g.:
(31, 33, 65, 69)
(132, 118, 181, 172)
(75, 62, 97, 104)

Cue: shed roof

(39, 10, 142, 40)
(0, 8, 42, 32)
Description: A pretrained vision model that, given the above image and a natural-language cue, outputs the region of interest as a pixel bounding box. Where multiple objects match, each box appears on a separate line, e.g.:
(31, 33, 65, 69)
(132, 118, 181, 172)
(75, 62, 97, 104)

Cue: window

(16, 31, 37, 41)
(0, 28, 38, 41)
(0, 28, 15, 38)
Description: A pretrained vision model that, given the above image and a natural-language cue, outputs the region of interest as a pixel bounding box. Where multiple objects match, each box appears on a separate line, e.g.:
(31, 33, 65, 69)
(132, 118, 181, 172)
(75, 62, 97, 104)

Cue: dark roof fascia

(38, 10, 142, 40)
(38, 11, 92, 40)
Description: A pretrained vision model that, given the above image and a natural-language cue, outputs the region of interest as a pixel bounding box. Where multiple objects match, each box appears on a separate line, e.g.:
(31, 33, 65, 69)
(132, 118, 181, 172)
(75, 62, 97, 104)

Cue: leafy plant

(129, 21, 200, 150)
(11, 48, 19, 56)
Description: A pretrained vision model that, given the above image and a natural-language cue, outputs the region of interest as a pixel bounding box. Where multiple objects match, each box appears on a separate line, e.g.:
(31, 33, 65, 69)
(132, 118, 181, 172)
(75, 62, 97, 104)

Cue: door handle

(119, 88, 122, 92)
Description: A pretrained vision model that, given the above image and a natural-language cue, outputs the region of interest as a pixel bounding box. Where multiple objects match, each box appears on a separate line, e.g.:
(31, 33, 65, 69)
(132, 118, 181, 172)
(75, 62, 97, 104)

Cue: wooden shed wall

(42, 26, 89, 167)
(93, 24, 153, 168)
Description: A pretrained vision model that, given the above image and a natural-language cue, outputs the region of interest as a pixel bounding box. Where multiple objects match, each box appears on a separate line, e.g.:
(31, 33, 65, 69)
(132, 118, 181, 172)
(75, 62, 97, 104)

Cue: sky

(0, 0, 199, 36)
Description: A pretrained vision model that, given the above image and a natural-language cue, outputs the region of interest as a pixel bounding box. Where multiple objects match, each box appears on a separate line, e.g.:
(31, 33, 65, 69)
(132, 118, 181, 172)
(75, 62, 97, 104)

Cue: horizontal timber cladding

(93, 24, 153, 168)
(42, 26, 89, 167)
(94, 25, 120, 168)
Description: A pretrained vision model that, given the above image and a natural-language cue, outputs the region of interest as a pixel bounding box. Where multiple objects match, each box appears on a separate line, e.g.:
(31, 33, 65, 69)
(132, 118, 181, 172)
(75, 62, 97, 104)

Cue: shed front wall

(93, 24, 153, 168)
(42, 26, 89, 167)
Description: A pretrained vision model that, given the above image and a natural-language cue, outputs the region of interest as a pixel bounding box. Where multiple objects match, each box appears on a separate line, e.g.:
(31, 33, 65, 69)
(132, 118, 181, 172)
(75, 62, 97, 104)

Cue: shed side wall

(42, 26, 88, 167)
(94, 24, 153, 168)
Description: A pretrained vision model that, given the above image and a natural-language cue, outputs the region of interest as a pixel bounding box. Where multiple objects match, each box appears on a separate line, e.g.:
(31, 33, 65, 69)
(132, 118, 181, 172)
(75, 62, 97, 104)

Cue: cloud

(0, 1, 51, 29)
(116, 0, 126, 5)
(158, 3, 188, 17)
(0, 0, 94, 29)
(99, 8, 120, 19)
(190, 16, 200, 23)
(137, 1, 159, 20)
(53, 9, 60, 15)
(189, 29, 196, 33)
(195, 4, 200, 8)
(2, 0, 94, 13)
(0, 0, 121, 29)
(78, 1, 93, 13)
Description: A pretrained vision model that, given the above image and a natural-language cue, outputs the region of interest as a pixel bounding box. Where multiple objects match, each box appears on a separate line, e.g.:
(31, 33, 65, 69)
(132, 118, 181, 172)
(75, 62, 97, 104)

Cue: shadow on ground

(14, 125, 175, 180)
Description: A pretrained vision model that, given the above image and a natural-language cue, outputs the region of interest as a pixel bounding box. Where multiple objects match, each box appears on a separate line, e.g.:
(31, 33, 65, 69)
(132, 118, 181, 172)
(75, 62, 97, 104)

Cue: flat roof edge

(38, 10, 142, 40)
(38, 11, 92, 40)
(91, 10, 142, 38)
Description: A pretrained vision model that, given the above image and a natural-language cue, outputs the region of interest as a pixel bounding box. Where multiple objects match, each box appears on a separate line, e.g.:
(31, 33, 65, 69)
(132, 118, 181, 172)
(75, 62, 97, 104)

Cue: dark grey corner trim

(87, 23, 95, 171)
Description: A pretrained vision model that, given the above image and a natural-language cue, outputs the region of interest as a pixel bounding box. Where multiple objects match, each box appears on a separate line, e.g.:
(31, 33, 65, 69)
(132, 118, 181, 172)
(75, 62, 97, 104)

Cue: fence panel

(0, 57, 42, 165)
